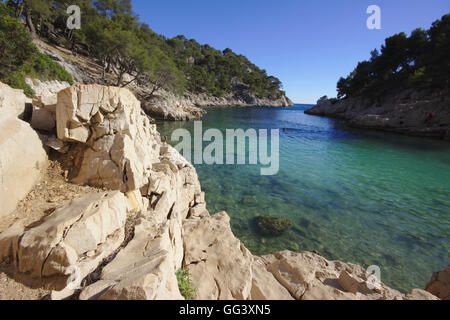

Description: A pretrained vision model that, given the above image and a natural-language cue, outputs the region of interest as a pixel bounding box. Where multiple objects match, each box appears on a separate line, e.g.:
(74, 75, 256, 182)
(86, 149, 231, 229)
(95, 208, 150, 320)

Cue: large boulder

(27, 78, 70, 132)
(56, 85, 161, 192)
(0, 110, 47, 218)
(0, 191, 127, 293)
(183, 212, 254, 300)
(0, 81, 28, 119)
(426, 267, 450, 300)
(79, 217, 183, 300)
(250, 256, 294, 300)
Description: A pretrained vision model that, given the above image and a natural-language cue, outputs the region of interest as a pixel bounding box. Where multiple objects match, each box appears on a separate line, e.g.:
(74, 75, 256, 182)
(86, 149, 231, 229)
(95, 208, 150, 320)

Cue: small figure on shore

(424, 113, 434, 127)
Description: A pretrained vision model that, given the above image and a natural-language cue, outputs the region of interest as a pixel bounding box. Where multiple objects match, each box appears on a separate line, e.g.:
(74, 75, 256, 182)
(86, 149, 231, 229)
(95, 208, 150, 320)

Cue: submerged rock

(255, 216, 292, 236)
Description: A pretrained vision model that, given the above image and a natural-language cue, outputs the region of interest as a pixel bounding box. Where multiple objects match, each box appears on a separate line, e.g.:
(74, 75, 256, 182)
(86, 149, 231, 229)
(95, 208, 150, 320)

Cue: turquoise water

(156, 105, 450, 293)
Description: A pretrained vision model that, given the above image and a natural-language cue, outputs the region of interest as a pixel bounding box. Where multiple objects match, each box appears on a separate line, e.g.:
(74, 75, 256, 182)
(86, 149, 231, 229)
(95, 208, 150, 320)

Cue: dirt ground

(0, 159, 102, 300)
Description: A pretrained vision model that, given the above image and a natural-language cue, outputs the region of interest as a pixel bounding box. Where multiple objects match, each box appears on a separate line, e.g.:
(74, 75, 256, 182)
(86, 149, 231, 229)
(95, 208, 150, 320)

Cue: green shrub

(0, 11, 73, 96)
(176, 268, 196, 300)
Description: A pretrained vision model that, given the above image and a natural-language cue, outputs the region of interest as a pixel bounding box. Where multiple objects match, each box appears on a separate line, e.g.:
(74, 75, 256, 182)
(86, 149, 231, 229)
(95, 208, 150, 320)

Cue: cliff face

(305, 90, 450, 140)
(34, 39, 293, 122)
(0, 81, 443, 300)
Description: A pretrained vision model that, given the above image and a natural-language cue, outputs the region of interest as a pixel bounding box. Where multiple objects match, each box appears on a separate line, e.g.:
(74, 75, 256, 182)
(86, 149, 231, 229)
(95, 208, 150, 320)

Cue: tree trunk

(25, 7, 36, 38)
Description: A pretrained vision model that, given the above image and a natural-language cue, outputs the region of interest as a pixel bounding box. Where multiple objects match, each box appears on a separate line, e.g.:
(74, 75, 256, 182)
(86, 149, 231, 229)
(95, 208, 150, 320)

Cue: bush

(0, 11, 73, 96)
(176, 268, 196, 300)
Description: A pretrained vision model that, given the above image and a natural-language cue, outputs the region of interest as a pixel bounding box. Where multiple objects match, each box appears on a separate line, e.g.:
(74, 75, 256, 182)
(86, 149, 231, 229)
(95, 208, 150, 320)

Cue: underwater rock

(255, 216, 292, 236)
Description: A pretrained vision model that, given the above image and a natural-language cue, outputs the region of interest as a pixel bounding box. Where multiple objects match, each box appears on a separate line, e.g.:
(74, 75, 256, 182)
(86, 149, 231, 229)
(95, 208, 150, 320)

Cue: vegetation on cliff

(0, 2, 73, 96)
(336, 14, 449, 100)
(1, 0, 286, 100)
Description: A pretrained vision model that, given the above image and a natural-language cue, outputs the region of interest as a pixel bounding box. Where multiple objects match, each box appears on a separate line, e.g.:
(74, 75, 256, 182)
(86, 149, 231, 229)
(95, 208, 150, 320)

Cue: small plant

(176, 268, 196, 300)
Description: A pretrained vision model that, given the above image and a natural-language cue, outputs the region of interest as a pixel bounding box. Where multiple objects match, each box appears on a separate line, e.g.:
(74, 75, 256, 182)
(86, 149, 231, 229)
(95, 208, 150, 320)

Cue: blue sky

(133, 0, 449, 103)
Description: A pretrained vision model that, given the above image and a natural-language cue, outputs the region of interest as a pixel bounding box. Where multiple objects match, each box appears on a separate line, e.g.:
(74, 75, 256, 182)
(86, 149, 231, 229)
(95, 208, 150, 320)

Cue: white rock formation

(56, 85, 161, 192)
(0, 83, 48, 218)
(0, 191, 127, 293)
(80, 218, 184, 300)
(0, 82, 28, 119)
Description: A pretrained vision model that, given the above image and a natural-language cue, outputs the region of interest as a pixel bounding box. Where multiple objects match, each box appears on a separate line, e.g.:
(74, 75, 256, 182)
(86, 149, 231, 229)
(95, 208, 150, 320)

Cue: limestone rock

(426, 267, 450, 300)
(0, 81, 28, 119)
(0, 113, 47, 218)
(80, 218, 183, 300)
(0, 191, 127, 291)
(250, 256, 294, 300)
(56, 85, 161, 192)
(262, 251, 406, 300)
(404, 289, 439, 301)
(305, 91, 450, 139)
(183, 212, 253, 300)
(26, 78, 70, 107)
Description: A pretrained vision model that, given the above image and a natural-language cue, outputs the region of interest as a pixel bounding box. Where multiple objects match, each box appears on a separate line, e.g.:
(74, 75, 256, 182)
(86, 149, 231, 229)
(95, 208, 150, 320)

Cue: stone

(404, 289, 439, 301)
(0, 81, 28, 119)
(0, 191, 127, 292)
(262, 251, 405, 300)
(0, 113, 48, 218)
(80, 218, 183, 300)
(188, 203, 209, 219)
(25, 78, 70, 106)
(426, 267, 450, 300)
(250, 256, 294, 300)
(125, 189, 148, 213)
(183, 212, 253, 300)
(31, 106, 56, 131)
(56, 85, 161, 192)
(255, 216, 292, 236)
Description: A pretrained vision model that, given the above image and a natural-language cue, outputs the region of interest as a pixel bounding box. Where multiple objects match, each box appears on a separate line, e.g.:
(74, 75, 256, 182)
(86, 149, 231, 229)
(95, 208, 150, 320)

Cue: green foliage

(176, 268, 196, 300)
(2, 0, 285, 99)
(337, 14, 450, 99)
(0, 7, 73, 96)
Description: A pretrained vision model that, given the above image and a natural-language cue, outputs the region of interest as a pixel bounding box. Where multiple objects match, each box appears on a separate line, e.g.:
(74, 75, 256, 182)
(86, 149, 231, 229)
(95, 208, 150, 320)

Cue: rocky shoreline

(305, 90, 450, 140)
(0, 80, 447, 300)
(34, 39, 293, 122)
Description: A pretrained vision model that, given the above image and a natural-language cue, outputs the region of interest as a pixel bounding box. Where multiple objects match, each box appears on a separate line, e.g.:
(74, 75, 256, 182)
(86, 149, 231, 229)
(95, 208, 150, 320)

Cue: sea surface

(156, 104, 450, 293)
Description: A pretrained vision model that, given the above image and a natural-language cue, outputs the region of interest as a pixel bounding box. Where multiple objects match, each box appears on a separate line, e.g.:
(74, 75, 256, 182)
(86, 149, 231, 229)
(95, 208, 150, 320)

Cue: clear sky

(132, 0, 449, 104)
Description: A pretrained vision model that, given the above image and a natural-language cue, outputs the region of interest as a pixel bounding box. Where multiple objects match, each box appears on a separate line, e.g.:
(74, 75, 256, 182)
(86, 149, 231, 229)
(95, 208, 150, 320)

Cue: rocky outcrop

(183, 211, 438, 301)
(141, 91, 206, 121)
(0, 83, 48, 218)
(259, 251, 431, 300)
(183, 212, 254, 300)
(183, 91, 294, 108)
(426, 267, 450, 300)
(80, 218, 183, 300)
(0, 191, 127, 295)
(0, 82, 29, 119)
(0, 83, 440, 301)
(305, 91, 450, 139)
(56, 85, 161, 192)
(27, 78, 70, 132)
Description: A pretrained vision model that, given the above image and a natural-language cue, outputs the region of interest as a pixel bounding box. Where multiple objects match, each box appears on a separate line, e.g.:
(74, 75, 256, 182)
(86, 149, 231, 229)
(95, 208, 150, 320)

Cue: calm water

(156, 105, 450, 293)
